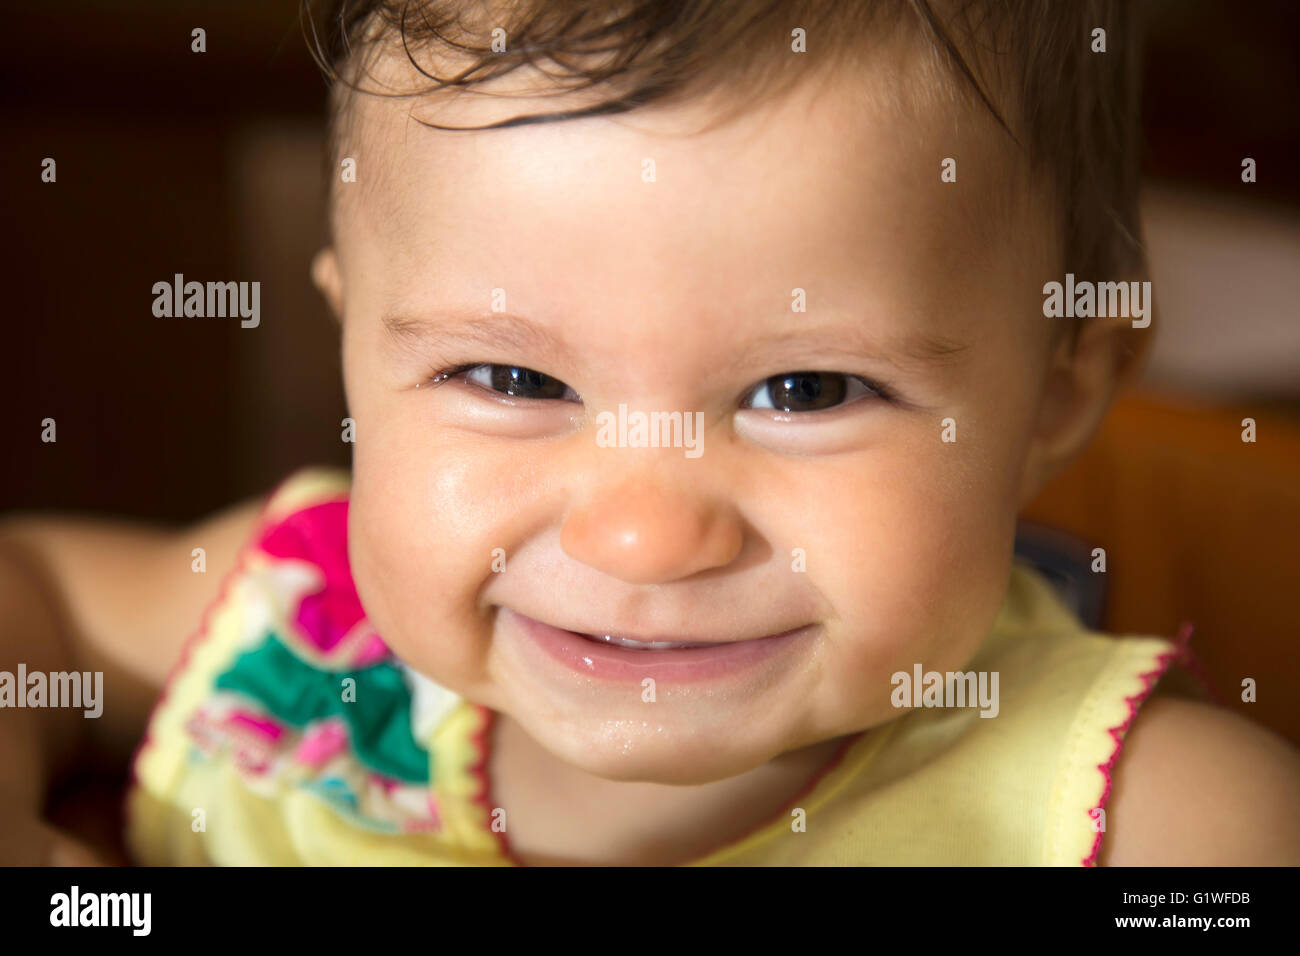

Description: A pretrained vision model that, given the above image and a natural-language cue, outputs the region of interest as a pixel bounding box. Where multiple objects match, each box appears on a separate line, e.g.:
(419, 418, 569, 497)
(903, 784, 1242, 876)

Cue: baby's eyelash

(857, 376, 896, 403)
(422, 363, 479, 387)
(420, 365, 900, 410)
(741, 372, 898, 410)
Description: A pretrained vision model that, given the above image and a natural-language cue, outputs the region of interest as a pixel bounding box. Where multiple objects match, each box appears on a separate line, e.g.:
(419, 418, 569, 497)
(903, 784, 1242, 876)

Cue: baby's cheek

(347, 433, 531, 687)
(788, 450, 1016, 726)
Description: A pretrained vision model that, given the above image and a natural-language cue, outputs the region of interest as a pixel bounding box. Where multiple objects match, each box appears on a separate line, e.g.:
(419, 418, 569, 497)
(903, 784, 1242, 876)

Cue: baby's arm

(1100, 695, 1300, 864)
(0, 498, 261, 863)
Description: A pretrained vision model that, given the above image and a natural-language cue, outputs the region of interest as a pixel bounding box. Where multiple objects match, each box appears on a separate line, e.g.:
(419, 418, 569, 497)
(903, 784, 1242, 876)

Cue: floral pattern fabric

(183, 498, 442, 834)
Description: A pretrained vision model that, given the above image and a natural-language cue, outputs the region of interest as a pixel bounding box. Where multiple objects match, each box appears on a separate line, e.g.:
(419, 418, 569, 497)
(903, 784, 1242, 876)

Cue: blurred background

(2, 0, 1297, 755)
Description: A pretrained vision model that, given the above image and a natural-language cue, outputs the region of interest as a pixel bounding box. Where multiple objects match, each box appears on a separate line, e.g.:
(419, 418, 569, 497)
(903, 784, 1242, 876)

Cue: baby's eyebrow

(897, 333, 971, 365)
(381, 310, 567, 363)
(382, 309, 971, 373)
(735, 325, 972, 372)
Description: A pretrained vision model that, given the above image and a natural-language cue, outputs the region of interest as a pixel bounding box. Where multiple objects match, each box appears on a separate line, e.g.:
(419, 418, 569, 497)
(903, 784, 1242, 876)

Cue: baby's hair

(303, 0, 1148, 348)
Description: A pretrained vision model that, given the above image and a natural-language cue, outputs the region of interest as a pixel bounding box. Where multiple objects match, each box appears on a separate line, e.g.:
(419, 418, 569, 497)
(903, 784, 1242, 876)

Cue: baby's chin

(509, 705, 840, 786)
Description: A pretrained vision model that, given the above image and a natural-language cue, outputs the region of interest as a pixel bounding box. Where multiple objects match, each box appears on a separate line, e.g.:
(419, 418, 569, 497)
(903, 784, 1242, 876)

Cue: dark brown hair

(302, 0, 1145, 293)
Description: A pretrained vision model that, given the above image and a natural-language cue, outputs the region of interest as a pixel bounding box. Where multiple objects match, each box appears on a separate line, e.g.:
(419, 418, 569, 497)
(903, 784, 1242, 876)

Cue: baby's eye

(462, 364, 580, 402)
(742, 371, 883, 412)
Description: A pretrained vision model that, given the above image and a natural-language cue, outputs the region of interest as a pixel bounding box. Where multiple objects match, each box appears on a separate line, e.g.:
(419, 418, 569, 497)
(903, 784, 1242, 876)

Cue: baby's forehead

(333, 38, 1051, 310)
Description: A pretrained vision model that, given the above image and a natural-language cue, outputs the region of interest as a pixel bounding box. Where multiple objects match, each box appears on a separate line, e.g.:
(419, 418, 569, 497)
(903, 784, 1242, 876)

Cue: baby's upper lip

(506, 608, 808, 645)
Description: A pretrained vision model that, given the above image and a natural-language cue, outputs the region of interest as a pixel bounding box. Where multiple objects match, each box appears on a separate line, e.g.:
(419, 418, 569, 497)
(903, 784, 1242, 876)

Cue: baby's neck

(487, 713, 851, 866)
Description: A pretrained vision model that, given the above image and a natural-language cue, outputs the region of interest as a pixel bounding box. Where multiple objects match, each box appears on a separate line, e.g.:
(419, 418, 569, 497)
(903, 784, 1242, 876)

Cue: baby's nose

(560, 476, 744, 585)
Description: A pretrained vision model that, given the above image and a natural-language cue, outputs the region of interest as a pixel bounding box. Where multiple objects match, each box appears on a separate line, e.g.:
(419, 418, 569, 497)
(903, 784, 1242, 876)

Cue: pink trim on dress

(1082, 621, 1199, 866)
(468, 706, 527, 865)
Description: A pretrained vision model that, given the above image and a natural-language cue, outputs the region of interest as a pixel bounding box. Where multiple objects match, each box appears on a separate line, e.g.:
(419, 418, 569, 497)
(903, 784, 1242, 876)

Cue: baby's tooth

(593, 633, 722, 650)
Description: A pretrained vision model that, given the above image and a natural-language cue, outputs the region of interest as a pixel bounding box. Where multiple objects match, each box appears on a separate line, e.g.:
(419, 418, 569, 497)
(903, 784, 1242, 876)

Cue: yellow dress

(127, 467, 1197, 866)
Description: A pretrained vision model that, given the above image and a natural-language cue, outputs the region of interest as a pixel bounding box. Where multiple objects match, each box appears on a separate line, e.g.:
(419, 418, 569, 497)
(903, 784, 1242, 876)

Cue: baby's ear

(310, 247, 344, 322)
(1019, 309, 1155, 504)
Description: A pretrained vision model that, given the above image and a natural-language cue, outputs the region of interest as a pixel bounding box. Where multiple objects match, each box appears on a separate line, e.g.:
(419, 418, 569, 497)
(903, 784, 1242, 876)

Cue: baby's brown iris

(486, 365, 570, 399)
(764, 372, 846, 412)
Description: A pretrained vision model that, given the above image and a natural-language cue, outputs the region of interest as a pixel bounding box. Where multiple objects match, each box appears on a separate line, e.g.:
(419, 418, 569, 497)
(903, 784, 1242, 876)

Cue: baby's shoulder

(1101, 694, 1300, 865)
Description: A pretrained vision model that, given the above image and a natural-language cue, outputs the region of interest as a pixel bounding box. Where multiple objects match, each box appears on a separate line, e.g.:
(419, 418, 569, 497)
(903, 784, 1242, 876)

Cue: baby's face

(327, 44, 1061, 783)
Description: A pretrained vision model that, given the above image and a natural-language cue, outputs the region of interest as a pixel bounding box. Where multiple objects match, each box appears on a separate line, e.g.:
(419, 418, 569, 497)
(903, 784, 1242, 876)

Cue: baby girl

(2, 0, 1297, 865)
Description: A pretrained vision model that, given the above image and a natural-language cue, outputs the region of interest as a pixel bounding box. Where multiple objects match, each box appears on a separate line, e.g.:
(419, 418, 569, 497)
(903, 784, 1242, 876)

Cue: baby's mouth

(506, 609, 815, 683)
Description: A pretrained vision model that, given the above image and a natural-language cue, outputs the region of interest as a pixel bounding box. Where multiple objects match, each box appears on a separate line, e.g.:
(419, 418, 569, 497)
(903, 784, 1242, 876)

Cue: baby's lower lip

(504, 609, 814, 684)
